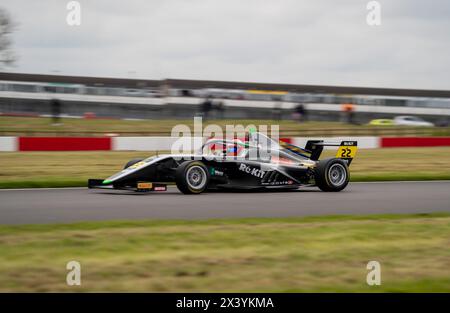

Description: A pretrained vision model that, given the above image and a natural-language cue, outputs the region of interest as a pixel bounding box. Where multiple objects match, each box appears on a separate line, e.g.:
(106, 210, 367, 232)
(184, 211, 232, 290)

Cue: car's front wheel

(175, 161, 210, 194)
(314, 158, 350, 192)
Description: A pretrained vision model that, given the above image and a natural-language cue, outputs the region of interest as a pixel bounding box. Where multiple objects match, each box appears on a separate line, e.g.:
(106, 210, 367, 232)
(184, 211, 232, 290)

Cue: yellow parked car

(368, 119, 395, 126)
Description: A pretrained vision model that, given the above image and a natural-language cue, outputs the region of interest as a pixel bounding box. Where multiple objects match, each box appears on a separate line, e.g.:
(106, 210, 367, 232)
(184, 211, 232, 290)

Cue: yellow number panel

(336, 146, 358, 159)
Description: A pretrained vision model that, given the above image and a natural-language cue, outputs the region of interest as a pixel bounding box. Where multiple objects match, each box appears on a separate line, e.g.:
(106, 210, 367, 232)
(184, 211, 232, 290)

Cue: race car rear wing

(305, 140, 358, 164)
(282, 140, 358, 165)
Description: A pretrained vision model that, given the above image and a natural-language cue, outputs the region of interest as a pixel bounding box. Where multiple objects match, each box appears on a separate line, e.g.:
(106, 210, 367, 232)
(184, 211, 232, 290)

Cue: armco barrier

(18, 137, 112, 151)
(111, 137, 292, 151)
(380, 137, 450, 148)
(112, 137, 204, 151)
(1, 136, 450, 151)
(0, 137, 16, 152)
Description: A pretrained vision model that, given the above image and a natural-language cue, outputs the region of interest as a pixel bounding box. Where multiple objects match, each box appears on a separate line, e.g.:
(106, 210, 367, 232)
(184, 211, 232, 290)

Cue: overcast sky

(1, 0, 450, 89)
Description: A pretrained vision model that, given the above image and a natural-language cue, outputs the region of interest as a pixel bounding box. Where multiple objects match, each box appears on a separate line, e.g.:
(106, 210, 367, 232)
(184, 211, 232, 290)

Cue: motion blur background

(0, 1, 449, 292)
(0, 0, 449, 128)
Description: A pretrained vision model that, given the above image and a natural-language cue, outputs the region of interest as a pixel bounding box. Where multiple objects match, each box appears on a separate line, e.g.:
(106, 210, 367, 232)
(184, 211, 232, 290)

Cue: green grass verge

(350, 173, 450, 182)
(0, 213, 449, 292)
(1, 174, 449, 189)
(0, 179, 86, 189)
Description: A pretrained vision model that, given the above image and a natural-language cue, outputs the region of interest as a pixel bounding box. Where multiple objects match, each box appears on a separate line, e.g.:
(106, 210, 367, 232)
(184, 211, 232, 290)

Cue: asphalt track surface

(0, 181, 449, 225)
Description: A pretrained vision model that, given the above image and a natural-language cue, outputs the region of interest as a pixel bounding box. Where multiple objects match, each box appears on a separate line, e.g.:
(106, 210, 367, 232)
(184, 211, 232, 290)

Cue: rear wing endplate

(304, 140, 358, 164)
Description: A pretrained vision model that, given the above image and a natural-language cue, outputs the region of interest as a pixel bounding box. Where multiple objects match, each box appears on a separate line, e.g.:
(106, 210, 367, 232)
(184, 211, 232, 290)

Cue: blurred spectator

(293, 103, 307, 122)
(50, 98, 62, 125)
(201, 96, 213, 120)
(341, 103, 355, 124)
(181, 89, 192, 97)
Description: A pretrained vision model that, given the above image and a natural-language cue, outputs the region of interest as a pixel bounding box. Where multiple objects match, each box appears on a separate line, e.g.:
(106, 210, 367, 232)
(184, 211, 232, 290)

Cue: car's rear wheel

(315, 158, 349, 192)
(124, 158, 144, 169)
(175, 161, 210, 194)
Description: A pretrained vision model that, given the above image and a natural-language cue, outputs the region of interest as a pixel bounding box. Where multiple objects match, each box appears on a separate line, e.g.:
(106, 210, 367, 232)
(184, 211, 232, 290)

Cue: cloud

(2, 0, 450, 89)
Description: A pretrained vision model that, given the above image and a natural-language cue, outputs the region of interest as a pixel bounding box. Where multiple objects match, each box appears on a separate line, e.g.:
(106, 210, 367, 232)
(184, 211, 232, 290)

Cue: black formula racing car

(88, 132, 357, 194)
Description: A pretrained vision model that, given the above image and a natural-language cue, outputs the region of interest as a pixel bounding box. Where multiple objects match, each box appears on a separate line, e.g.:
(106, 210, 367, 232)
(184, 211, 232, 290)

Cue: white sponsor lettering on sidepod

(239, 163, 266, 178)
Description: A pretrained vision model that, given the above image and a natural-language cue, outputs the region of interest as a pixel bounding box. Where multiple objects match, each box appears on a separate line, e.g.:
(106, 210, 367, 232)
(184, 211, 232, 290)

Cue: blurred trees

(0, 8, 15, 69)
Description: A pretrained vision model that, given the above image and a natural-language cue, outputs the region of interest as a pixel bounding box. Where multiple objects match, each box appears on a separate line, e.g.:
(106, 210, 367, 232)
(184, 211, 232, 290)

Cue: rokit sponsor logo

(262, 180, 294, 186)
(239, 163, 266, 178)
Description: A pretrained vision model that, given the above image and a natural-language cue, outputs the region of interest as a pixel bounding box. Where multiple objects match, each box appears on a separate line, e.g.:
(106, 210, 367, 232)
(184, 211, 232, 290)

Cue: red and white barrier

(112, 137, 203, 151)
(380, 137, 450, 148)
(0, 137, 17, 152)
(18, 137, 111, 151)
(1, 136, 450, 151)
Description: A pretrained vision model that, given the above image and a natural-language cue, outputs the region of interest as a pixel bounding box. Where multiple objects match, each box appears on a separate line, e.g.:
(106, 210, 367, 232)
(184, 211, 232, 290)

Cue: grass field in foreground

(0, 214, 449, 292)
(0, 147, 450, 188)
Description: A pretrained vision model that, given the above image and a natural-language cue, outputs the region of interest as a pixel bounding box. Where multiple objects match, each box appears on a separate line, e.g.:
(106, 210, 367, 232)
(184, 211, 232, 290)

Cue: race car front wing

(88, 179, 167, 192)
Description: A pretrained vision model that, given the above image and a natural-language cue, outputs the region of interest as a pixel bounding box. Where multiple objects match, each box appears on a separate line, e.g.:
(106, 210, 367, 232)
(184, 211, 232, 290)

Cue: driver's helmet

(211, 141, 243, 157)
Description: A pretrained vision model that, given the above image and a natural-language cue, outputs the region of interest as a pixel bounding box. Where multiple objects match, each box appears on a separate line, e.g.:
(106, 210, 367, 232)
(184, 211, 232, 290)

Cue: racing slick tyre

(315, 158, 350, 192)
(124, 158, 144, 169)
(175, 161, 210, 194)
